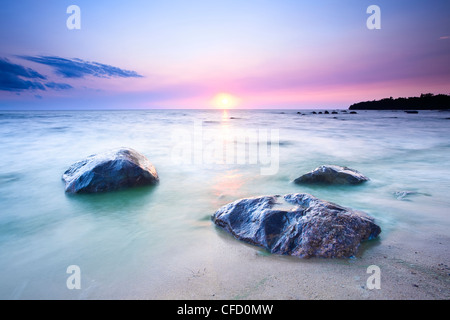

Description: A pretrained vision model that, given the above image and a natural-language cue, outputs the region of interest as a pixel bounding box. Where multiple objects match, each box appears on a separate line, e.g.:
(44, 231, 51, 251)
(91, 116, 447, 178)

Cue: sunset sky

(1, 0, 449, 109)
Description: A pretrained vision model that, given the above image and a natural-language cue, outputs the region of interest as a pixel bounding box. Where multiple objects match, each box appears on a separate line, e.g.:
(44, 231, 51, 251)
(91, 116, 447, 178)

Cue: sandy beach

(148, 227, 449, 300)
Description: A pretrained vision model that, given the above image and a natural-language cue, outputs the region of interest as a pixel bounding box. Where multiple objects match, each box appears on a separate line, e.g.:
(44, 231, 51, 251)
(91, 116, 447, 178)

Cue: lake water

(0, 109, 449, 299)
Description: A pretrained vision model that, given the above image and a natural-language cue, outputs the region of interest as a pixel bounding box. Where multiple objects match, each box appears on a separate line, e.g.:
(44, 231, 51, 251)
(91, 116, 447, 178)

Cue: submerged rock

(394, 190, 431, 200)
(212, 193, 381, 258)
(62, 148, 159, 193)
(294, 165, 369, 185)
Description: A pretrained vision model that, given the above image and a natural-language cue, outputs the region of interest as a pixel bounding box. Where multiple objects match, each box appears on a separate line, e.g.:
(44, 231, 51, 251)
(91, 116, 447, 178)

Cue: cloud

(0, 58, 73, 92)
(439, 36, 450, 40)
(0, 58, 46, 80)
(0, 58, 47, 92)
(45, 82, 73, 90)
(19, 55, 143, 79)
(1, 55, 140, 92)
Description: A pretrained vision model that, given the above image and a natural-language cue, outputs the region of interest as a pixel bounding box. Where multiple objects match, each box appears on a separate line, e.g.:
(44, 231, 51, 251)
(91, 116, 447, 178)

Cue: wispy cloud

(0, 57, 74, 93)
(19, 55, 143, 79)
(439, 36, 450, 40)
(44, 82, 73, 90)
(1, 55, 142, 92)
(0, 58, 47, 92)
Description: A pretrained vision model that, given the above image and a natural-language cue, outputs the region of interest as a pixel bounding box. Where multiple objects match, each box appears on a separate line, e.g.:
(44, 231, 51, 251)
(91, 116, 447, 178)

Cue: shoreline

(153, 230, 450, 300)
(135, 225, 450, 300)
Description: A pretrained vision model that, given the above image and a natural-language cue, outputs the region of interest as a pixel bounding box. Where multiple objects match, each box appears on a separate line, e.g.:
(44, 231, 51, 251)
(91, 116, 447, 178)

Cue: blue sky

(1, 0, 449, 109)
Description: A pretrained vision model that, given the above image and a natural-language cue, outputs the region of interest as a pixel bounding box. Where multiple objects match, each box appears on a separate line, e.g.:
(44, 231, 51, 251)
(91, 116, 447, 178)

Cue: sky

(0, 0, 449, 109)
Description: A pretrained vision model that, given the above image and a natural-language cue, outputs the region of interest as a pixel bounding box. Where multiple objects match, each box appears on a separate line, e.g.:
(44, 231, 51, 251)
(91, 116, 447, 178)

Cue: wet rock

(62, 148, 159, 193)
(349, 111, 358, 114)
(394, 191, 417, 200)
(212, 193, 381, 258)
(404, 111, 419, 114)
(294, 165, 369, 185)
(394, 190, 430, 200)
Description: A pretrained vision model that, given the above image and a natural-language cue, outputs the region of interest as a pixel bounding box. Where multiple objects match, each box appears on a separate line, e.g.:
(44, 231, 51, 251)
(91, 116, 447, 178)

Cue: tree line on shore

(349, 93, 450, 110)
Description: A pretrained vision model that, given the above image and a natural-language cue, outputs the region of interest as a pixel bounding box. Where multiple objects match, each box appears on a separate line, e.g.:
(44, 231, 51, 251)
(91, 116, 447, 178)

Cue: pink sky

(1, 1, 449, 109)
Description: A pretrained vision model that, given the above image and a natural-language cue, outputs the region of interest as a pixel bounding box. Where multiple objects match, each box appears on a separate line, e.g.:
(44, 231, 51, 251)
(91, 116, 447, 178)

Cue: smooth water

(0, 109, 449, 299)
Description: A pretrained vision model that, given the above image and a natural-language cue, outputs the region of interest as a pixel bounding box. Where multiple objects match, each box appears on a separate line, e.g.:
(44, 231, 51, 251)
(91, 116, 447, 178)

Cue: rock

(332, 111, 338, 114)
(294, 165, 369, 185)
(394, 191, 417, 200)
(212, 193, 381, 258)
(394, 190, 430, 200)
(312, 111, 317, 114)
(349, 111, 358, 114)
(324, 111, 329, 114)
(404, 110, 419, 114)
(62, 148, 159, 193)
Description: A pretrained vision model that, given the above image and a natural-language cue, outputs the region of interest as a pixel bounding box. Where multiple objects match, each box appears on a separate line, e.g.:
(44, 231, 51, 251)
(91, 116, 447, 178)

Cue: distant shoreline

(349, 93, 450, 111)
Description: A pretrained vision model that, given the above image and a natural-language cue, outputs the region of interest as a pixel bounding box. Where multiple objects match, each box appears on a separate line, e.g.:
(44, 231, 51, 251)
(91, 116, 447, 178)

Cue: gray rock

(62, 148, 159, 193)
(294, 165, 369, 185)
(212, 193, 381, 258)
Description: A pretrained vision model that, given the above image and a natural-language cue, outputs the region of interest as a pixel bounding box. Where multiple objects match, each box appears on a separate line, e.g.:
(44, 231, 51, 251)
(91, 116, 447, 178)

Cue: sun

(212, 93, 239, 109)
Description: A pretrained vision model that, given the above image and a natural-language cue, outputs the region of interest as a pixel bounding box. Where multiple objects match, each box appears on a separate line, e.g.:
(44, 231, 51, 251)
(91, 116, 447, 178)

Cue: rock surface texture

(294, 165, 369, 185)
(212, 193, 381, 258)
(62, 148, 159, 193)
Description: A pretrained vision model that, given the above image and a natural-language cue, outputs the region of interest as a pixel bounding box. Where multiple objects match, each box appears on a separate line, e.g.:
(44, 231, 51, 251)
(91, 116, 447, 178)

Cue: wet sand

(137, 226, 449, 300)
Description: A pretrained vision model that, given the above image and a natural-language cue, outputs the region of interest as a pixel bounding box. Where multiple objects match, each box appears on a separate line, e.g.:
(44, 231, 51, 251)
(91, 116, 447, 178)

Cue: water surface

(0, 109, 449, 299)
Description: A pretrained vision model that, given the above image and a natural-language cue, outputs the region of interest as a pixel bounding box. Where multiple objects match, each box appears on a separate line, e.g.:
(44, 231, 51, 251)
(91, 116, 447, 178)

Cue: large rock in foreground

(63, 148, 159, 193)
(212, 193, 381, 258)
(294, 165, 369, 185)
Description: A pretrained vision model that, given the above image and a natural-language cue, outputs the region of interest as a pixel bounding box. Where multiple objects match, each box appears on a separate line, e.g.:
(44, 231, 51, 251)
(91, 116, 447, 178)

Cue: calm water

(0, 109, 449, 299)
